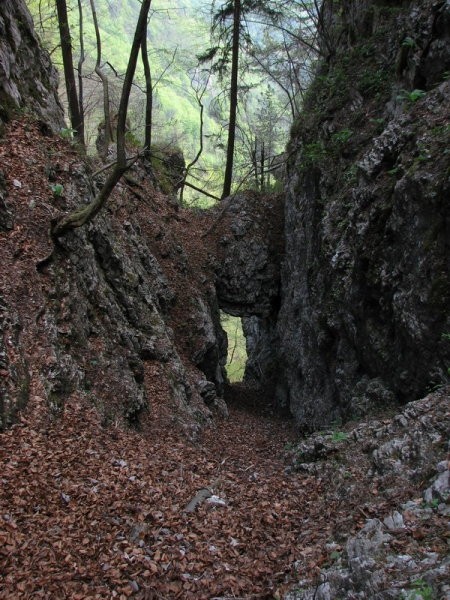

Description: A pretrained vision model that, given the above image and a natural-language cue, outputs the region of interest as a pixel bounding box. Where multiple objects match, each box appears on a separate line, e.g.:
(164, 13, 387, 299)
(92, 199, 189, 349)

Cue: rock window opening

(220, 311, 247, 383)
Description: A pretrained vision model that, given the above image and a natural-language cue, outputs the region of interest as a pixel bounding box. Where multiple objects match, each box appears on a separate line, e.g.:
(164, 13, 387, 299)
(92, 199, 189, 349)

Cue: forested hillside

(26, 0, 296, 201)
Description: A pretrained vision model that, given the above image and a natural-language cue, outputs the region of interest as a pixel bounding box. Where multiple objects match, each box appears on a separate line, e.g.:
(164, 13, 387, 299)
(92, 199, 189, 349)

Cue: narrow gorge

(0, 0, 449, 598)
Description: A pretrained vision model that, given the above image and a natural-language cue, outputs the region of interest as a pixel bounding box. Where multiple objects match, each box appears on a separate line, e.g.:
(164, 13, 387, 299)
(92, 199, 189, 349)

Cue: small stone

(61, 492, 70, 504)
(205, 495, 227, 507)
(436, 461, 448, 473)
(12, 179, 22, 188)
(384, 511, 405, 530)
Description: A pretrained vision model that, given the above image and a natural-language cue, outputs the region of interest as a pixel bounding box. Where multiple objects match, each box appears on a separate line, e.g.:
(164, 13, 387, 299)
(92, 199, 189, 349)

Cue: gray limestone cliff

(0, 0, 64, 133)
(275, 0, 450, 428)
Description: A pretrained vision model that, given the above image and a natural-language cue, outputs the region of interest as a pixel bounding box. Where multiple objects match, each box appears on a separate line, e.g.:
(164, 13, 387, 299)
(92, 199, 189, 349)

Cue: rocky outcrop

(277, 0, 450, 428)
(284, 388, 450, 599)
(211, 192, 284, 397)
(214, 192, 284, 318)
(0, 0, 230, 433)
(0, 0, 64, 132)
(0, 120, 227, 433)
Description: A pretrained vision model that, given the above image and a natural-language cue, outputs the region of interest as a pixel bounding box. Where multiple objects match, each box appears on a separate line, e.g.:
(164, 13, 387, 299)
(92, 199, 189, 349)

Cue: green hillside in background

(27, 0, 290, 202)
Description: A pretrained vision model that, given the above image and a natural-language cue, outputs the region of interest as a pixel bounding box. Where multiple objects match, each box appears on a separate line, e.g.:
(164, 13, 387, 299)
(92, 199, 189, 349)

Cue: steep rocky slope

(0, 2, 234, 434)
(0, 0, 64, 134)
(0, 116, 230, 434)
(248, 0, 450, 429)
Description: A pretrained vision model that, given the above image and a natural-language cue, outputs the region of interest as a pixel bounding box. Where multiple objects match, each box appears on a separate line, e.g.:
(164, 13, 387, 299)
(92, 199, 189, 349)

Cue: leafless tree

(55, 0, 84, 146)
(52, 0, 152, 237)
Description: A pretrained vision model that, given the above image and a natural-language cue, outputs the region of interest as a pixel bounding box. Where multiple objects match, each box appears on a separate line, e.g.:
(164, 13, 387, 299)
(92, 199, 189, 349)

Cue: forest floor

(1, 384, 448, 600)
(0, 387, 313, 599)
(1, 119, 448, 599)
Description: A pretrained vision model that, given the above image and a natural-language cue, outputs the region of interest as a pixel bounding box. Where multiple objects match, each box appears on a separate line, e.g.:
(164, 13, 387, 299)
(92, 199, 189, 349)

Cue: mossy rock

(150, 144, 185, 195)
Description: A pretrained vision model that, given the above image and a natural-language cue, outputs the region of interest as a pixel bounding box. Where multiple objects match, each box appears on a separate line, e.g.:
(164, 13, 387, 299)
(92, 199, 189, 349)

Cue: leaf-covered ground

(2, 388, 448, 599)
(0, 391, 321, 599)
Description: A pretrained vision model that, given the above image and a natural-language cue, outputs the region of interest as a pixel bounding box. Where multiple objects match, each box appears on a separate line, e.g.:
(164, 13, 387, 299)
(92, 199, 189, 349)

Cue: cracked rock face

(215, 192, 284, 318)
(0, 117, 228, 432)
(0, 0, 64, 131)
(277, 0, 450, 429)
(213, 192, 284, 400)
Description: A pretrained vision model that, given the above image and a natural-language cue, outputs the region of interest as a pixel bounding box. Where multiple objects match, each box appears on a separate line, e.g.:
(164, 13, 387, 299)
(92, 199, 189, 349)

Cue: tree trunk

(252, 139, 258, 188)
(260, 141, 265, 191)
(76, 0, 85, 146)
(89, 0, 112, 159)
(55, 0, 84, 147)
(52, 0, 152, 238)
(141, 33, 152, 162)
(180, 74, 207, 203)
(221, 0, 241, 200)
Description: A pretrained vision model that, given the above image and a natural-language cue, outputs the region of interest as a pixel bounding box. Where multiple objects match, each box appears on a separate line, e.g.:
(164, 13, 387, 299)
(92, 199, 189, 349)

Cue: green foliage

(387, 166, 400, 176)
(124, 131, 141, 148)
(401, 36, 416, 48)
(50, 183, 64, 197)
(332, 128, 353, 144)
(424, 498, 439, 509)
(397, 89, 427, 103)
(358, 68, 389, 96)
(149, 144, 184, 196)
(221, 313, 247, 382)
(60, 127, 76, 139)
(343, 164, 358, 185)
(331, 430, 348, 442)
(27, 0, 295, 200)
(302, 141, 327, 166)
(305, 65, 351, 111)
(403, 579, 435, 600)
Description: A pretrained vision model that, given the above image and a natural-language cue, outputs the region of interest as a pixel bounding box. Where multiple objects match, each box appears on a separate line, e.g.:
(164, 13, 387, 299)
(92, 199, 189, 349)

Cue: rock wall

(211, 192, 284, 397)
(277, 0, 450, 428)
(214, 192, 284, 318)
(0, 118, 228, 433)
(0, 0, 64, 132)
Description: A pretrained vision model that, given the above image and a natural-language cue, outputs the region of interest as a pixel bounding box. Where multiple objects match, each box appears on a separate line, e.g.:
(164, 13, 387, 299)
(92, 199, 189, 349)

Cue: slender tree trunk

(76, 0, 85, 146)
(89, 0, 112, 159)
(52, 0, 152, 238)
(221, 0, 241, 200)
(252, 139, 258, 188)
(180, 75, 207, 203)
(260, 141, 265, 192)
(141, 32, 152, 162)
(55, 0, 84, 147)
